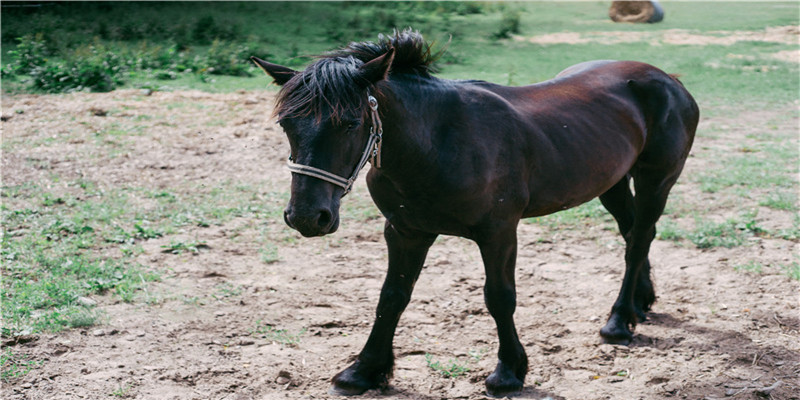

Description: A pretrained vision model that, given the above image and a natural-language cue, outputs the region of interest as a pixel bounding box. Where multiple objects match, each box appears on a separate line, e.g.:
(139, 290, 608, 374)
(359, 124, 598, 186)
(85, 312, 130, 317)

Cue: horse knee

(483, 285, 516, 317)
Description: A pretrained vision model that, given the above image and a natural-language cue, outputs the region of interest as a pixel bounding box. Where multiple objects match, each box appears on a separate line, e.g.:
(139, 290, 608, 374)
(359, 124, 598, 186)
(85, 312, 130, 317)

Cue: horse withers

(252, 30, 698, 397)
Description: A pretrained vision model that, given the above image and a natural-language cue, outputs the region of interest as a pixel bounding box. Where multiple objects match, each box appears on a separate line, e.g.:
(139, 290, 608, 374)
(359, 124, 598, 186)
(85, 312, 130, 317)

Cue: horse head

(252, 49, 394, 237)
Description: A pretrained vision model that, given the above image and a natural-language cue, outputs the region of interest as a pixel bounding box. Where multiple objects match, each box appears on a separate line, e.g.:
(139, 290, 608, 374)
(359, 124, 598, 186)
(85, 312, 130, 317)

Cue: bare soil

(1, 89, 798, 400)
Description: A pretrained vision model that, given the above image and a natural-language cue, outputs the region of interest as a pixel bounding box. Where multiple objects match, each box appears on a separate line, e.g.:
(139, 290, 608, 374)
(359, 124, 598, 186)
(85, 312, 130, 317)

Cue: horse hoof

(599, 324, 633, 345)
(330, 361, 387, 396)
(486, 370, 524, 398)
(328, 384, 368, 396)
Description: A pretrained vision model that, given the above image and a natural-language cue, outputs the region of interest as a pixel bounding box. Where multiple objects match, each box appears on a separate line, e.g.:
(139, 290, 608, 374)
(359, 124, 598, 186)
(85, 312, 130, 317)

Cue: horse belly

(522, 126, 641, 218)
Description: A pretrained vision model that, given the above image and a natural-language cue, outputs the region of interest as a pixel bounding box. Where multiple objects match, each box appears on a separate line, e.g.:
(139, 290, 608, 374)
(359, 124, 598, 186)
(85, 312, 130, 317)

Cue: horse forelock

(274, 56, 368, 123)
(274, 29, 441, 123)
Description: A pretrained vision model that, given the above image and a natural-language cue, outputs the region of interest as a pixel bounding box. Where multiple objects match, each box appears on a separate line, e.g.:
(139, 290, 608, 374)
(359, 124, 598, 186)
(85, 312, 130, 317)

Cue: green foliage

(425, 353, 470, 378)
(493, 9, 522, 39)
(251, 321, 306, 347)
(195, 40, 253, 77)
(28, 41, 125, 93)
(8, 34, 48, 75)
(1, 348, 40, 382)
(658, 212, 766, 249)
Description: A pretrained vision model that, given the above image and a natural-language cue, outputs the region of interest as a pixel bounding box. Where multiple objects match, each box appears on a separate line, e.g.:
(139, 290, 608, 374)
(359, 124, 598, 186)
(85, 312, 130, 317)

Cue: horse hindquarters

(600, 73, 698, 344)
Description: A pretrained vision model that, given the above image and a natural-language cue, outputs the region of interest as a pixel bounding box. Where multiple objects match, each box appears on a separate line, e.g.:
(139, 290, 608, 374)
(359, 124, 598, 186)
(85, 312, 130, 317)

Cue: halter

(286, 93, 383, 197)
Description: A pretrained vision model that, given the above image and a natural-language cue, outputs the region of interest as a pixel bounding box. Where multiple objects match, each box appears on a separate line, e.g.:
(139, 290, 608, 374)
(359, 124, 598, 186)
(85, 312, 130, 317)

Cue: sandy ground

(1, 88, 798, 400)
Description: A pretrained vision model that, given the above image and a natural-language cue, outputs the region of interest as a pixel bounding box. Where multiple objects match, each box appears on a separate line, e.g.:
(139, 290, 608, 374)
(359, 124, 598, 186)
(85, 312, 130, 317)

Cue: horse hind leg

(600, 166, 682, 345)
(598, 175, 656, 322)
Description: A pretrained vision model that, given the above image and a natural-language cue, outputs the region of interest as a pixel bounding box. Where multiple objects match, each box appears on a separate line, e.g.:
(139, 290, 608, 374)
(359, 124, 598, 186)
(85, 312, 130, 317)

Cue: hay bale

(609, 1, 664, 23)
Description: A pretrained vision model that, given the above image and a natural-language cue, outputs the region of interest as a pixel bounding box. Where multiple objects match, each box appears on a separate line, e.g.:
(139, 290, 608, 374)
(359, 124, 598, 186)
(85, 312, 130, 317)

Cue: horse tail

(627, 69, 699, 168)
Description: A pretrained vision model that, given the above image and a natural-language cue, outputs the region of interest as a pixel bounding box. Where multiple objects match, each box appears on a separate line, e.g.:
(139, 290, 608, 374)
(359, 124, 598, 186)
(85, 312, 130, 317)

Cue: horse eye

(343, 121, 359, 131)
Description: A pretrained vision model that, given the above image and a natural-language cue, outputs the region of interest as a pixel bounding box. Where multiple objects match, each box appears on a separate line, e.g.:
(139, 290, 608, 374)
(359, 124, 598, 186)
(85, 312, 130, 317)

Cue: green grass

(251, 321, 306, 348)
(658, 211, 768, 249)
(524, 198, 614, 230)
(1, 178, 289, 338)
(1, 348, 40, 382)
(734, 260, 800, 280)
(3, 2, 798, 105)
(425, 353, 471, 378)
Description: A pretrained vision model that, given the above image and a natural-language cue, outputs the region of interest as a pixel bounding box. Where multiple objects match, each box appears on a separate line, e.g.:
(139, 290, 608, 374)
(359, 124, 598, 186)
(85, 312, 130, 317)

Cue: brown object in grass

(609, 1, 664, 23)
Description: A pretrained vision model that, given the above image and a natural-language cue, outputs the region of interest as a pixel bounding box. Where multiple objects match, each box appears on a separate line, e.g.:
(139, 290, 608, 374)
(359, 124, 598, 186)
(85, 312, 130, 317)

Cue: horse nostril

(283, 210, 295, 229)
(316, 209, 332, 229)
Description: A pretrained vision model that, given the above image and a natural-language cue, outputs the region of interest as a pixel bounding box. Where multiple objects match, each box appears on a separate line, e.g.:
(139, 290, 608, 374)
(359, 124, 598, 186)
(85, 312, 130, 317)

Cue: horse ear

(251, 56, 297, 86)
(358, 48, 395, 85)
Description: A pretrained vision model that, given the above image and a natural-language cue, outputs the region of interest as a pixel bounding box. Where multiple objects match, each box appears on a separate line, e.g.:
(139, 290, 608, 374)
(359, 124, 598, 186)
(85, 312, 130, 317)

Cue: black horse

(252, 30, 698, 397)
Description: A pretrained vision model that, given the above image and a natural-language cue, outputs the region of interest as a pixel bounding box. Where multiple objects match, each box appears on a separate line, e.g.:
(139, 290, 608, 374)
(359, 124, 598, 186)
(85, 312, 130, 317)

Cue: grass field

(2, 1, 799, 394)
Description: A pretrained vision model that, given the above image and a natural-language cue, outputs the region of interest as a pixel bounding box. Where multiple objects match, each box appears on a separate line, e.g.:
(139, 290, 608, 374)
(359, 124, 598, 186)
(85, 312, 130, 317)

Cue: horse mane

(274, 29, 442, 123)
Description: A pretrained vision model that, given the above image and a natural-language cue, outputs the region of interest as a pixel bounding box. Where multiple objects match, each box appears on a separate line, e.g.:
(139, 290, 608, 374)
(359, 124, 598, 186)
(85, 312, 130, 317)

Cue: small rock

(140, 88, 153, 96)
(214, 311, 226, 317)
(91, 329, 105, 337)
(77, 297, 97, 307)
(238, 339, 255, 346)
(276, 370, 291, 385)
(755, 381, 782, 396)
(21, 382, 32, 389)
(588, 316, 600, 322)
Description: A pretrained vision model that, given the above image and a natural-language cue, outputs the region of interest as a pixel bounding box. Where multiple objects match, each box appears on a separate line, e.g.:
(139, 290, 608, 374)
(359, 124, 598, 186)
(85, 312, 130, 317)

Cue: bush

(194, 40, 253, 77)
(29, 42, 124, 93)
(8, 34, 48, 75)
(493, 9, 522, 39)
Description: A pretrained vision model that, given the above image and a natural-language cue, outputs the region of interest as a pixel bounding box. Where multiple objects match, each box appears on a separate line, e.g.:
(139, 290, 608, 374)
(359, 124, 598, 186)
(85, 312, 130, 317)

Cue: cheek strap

(286, 94, 383, 197)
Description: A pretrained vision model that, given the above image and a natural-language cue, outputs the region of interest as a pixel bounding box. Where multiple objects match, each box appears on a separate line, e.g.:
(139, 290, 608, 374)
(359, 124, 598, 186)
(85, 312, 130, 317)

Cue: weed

(251, 321, 306, 347)
(425, 353, 470, 378)
(260, 243, 280, 264)
(212, 282, 243, 300)
(778, 262, 800, 281)
(161, 240, 208, 254)
(1, 348, 40, 382)
(734, 261, 764, 274)
(111, 382, 133, 397)
(759, 191, 798, 211)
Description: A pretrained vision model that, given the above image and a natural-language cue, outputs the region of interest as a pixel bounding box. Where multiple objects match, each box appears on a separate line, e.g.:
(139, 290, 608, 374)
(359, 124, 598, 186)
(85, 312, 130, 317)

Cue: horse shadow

(629, 312, 800, 395)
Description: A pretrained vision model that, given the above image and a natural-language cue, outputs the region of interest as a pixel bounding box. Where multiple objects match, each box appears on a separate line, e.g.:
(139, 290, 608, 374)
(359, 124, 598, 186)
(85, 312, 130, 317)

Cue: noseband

(286, 93, 383, 197)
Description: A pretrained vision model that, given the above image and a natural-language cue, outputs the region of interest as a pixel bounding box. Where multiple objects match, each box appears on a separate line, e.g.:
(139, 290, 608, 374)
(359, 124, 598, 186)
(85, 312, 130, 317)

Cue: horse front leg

(330, 222, 436, 395)
(477, 228, 528, 398)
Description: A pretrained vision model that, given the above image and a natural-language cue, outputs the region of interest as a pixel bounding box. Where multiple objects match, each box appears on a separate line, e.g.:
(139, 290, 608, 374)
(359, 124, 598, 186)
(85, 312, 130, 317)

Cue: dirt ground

(2, 87, 798, 400)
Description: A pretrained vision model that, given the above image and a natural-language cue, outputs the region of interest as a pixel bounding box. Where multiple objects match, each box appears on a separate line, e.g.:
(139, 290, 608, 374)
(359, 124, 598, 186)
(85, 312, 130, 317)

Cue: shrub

(493, 9, 522, 39)
(8, 34, 48, 75)
(194, 39, 253, 77)
(29, 42, 124, 93)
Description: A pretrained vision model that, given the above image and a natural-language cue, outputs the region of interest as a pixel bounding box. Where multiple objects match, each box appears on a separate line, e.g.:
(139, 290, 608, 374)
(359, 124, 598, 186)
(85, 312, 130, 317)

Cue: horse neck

(375, 76, 442, 175)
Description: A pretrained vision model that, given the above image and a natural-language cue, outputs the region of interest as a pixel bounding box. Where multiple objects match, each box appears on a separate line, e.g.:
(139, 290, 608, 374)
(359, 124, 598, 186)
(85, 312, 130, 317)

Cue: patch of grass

(734, 261, 764, 274)
(525, 198, 612, 230)
(2, 178, 287, 338)
(425, 353, 470, 378)
(734, 260, 800, 280)
(212, 282, 242, 301)
(161, 240, 209, 254)
(251, 321, 306, 348)
(759, 191, 798, 211)
(259, 243, 280, 264)
(696, 153, 795, 194)
(1, 348, 40, 382)
(658, 212, 766, 249)
(111, 382, 133, 398)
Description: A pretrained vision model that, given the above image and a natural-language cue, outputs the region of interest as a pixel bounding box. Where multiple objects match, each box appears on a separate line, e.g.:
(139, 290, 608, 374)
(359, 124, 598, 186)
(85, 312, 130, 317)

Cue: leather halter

(286, 93, 383, 197)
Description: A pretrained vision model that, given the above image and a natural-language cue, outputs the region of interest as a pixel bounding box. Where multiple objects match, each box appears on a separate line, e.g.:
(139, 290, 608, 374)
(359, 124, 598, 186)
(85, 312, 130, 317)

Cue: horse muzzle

(283, 206, 340, 237)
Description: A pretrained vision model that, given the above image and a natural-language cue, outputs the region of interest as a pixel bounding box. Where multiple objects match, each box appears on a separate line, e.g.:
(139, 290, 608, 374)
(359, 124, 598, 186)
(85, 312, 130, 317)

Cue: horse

(251, 30, 698, 397)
